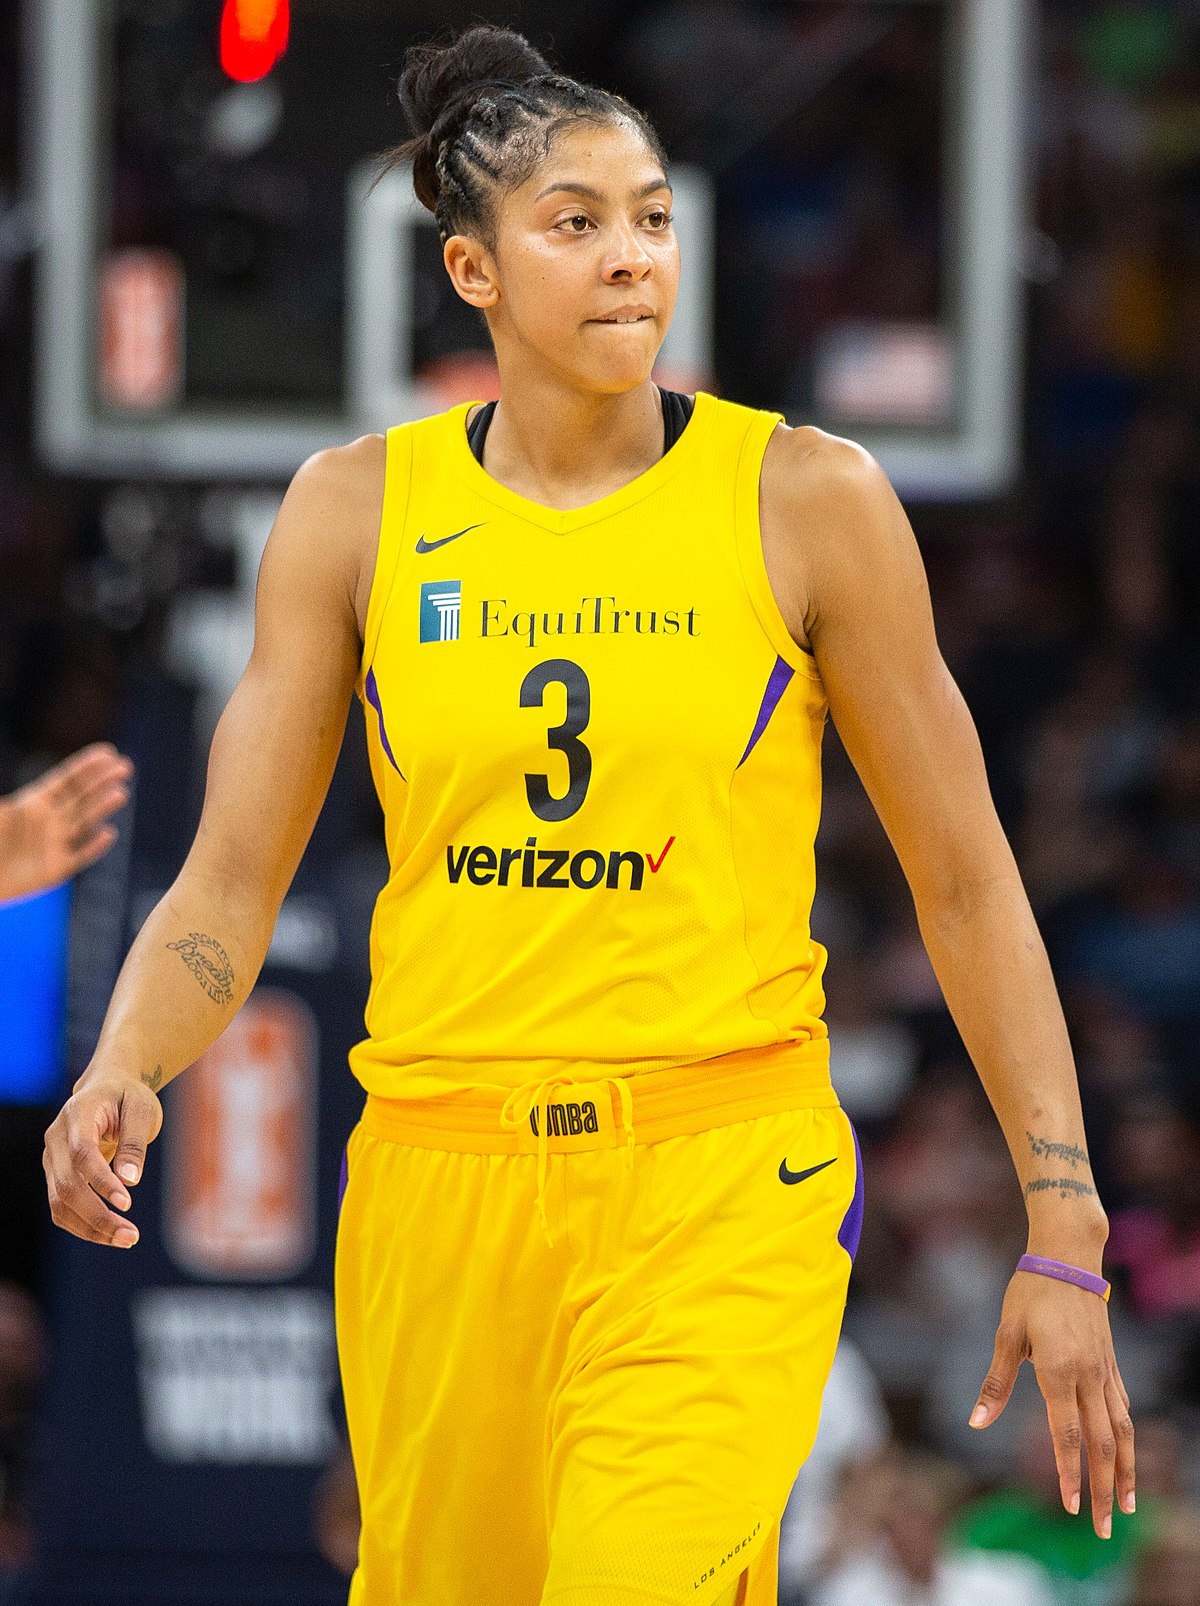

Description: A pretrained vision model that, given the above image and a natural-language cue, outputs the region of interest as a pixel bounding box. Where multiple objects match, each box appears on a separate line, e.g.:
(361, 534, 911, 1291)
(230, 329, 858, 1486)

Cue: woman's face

(461, 118, 680, 394)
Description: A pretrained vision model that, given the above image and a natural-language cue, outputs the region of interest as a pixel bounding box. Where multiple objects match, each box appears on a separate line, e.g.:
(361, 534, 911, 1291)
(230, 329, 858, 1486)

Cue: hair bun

(397, 24, 553, 210)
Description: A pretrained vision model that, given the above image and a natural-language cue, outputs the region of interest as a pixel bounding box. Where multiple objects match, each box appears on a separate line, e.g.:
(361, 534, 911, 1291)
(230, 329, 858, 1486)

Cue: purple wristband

(1017, 1253, 1111, 1302)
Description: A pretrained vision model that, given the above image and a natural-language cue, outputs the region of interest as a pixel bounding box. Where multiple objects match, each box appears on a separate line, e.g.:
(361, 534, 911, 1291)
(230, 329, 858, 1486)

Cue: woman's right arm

(43, 433, 385, 1250)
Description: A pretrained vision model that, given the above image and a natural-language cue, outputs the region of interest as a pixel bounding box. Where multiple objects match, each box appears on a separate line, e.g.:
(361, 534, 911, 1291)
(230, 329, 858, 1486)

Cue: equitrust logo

(419, 580, 462, 643)
(446, 833, 676, 891)
(416, 585, 699, 647)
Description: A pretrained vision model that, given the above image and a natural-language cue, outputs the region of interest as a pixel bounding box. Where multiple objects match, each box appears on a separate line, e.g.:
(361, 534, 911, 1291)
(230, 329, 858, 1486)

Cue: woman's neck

(476, 378, 665, 508)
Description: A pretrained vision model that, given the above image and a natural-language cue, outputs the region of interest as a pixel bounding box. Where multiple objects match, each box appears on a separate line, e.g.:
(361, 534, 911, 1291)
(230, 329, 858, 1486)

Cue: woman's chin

(573, 351, 660, 391)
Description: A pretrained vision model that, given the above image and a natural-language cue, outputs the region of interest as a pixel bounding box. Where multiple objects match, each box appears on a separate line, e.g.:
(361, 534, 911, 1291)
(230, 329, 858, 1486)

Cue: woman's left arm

(761, 427, 1135, 1538)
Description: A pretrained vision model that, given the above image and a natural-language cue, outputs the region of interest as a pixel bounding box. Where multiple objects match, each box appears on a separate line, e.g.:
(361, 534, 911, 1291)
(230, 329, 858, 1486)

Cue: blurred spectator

(1106, 1091, 1200, 1319)
(868, 1069, 1026, 1324)
(825, 950, 919, 1131)
(1059, 846, 1200, 1025)
(778, 1338, 891, 1602)
(1024, 650, 1166, 812)
(1126, 1411, 1193, 1507)
(811, 1445, 1055, 1606)
(1130, 1502, 1200, 1606)
(848, 1069, 1036, 1473)
(0, 1282, 43, 1582)
(1125, 715, 1200, 878)
(312, 1443, 360, 1579)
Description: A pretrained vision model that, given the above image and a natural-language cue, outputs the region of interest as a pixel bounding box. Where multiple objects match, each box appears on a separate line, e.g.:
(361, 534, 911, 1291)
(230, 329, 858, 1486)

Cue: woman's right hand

(42, 1072, 164, 1248)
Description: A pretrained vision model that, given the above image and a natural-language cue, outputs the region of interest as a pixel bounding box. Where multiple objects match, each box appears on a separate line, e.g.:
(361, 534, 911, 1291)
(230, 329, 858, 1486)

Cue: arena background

(1, 2, 1199, 1603)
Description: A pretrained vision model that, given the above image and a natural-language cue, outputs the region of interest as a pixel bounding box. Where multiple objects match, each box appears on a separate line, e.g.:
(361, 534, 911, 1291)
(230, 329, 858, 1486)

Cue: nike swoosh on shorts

(415, 523, 486, 553)
(778, 1155, 837, 1185)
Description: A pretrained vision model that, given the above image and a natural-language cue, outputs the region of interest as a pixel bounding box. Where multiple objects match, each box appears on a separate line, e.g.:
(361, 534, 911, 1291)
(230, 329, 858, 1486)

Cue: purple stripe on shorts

(737, 655, 795, 769)
(364, 665, 404, 777)
(837, 1118, 864, 1263)
(337, 1144, 349, 1216)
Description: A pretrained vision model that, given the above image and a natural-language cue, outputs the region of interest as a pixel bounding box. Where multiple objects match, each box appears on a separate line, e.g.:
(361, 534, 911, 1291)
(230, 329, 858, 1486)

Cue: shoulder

(758, 423, 901, 651)
(283, 433, 386, 638)
(291, 431, 386, 515)
(761, 422, 913, 592)
(760, 421, 892, 521)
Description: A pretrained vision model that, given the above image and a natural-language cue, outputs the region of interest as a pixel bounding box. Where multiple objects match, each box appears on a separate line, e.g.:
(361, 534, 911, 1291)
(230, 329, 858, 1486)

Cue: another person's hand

(970, 1270, 1135, 1540)
(0, 742, 134, 902)
(43, 1071, 163, 1248)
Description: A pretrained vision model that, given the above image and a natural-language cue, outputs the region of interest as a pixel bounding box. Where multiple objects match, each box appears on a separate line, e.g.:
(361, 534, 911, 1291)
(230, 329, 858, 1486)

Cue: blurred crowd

(4, 2, 1200, 1603)
(778, 4, 1200, 1603)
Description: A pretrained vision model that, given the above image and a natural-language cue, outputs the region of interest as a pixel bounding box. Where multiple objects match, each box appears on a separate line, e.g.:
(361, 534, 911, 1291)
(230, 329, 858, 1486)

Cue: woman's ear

(444, 235, 499, 310)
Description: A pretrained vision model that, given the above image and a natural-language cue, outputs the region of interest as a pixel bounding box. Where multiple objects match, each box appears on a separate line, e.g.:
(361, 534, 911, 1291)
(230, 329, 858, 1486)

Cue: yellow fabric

(335, 1092, 860, 1605)
(499, 1071, 636, 1245)
(348, 390, 830, 1101)
(360, 1037, 836, 1248)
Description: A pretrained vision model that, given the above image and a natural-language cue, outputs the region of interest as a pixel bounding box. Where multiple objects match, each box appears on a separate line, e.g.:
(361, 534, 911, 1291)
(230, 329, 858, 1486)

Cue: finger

(1110, 1358, 1131, 1414)
(47, 1183, 135, 1247)
(64, 1101, 134, 1210)
(69, 777, 131, 835)
(46, 1152, 138, 1246)
(41, 746, 132, 813)
(47, 1183, 104, 1243)
(1039, 1374, 1083, 1515)
(1106, 1374, 1136, 1516)
(40, 745, 116, 804)
(113, 1085, 164, 1187)
(64, 823, 119, 875)
(970, 1321, 1023, 1428)
(1079, 1373, 1118, 1539)
(57, 777, 129, 849)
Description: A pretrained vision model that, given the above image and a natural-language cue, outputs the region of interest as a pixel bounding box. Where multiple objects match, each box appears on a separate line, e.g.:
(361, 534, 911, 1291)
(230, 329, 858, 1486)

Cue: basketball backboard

(31, 0, 1030, 497)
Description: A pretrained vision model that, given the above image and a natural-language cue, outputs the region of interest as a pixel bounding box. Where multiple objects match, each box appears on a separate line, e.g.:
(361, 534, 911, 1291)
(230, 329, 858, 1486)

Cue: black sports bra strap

(658, 386, 695, 454)
(466, 398, 498, 463)
(466, 386, 695, 467)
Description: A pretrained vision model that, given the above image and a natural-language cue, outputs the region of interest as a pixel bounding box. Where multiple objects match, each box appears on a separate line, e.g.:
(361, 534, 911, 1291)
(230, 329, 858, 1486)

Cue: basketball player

(43, 25, 1134, 1606)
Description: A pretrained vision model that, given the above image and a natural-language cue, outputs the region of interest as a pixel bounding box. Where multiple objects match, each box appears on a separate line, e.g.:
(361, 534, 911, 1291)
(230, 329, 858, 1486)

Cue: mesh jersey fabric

(349, 388, 829, 1100)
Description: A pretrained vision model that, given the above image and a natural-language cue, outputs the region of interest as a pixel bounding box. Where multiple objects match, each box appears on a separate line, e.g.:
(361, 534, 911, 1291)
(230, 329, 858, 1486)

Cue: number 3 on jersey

(520, 659, 592, 821)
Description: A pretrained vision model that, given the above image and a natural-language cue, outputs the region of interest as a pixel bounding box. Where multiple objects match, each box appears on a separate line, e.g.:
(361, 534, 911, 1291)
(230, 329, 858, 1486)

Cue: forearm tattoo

(1026, 1131, 1090, 1169)
(141, 1063, 164, 1092)
(1025, 1176, 1099, 1202)
(166, 932, 234, 1005)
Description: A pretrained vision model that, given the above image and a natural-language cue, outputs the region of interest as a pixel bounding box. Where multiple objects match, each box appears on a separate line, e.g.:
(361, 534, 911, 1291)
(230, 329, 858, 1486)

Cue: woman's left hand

(969, 1268, 1135, 1538)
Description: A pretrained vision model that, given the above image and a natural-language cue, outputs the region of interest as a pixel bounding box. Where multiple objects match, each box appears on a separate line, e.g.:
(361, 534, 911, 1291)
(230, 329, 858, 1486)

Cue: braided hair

(375, 24, 668, 255)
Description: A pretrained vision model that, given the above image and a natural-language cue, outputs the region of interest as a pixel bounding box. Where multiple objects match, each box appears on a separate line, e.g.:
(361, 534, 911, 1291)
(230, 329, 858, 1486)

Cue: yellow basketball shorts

(334, 1043, 864, 1606)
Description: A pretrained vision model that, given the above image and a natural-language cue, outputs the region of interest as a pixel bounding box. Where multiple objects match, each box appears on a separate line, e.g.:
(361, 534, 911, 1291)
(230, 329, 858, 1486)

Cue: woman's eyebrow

(533, 176, 672, 203)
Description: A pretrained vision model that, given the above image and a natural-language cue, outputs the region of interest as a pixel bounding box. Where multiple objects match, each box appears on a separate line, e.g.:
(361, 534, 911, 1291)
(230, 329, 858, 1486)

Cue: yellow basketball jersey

(348, 389, 830, 1099)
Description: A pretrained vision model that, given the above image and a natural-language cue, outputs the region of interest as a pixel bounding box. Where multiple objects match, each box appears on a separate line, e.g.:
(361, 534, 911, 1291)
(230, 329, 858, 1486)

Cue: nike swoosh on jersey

(778, 1155, 838, 1185)
(415, 523, 486, 553)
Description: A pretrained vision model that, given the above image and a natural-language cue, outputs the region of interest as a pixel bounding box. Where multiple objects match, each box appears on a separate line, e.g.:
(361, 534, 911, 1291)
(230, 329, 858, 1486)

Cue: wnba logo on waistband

(529, 1100, 600, 1137)
(419, 580, 462, 643)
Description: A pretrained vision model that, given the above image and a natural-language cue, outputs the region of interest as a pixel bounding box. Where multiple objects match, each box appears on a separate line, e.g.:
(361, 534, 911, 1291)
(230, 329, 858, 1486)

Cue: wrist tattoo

(1026, 1131, 1090, 1170)
(166, 932, 234, 1005)
(1025, 1176, 1098, 1202)
(141, 1064, 164, 1092)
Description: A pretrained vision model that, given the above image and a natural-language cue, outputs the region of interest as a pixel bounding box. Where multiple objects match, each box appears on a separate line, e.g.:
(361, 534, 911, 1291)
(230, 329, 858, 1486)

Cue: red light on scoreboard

(220, 0, 290, 84)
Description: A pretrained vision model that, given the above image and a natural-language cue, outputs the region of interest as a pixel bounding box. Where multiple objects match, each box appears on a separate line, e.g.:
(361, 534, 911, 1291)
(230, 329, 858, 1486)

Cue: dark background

(2, 3, 1200, 1603)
